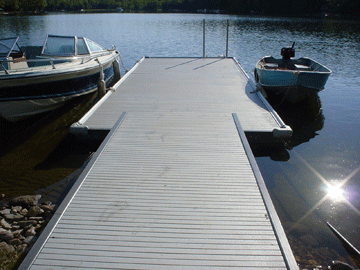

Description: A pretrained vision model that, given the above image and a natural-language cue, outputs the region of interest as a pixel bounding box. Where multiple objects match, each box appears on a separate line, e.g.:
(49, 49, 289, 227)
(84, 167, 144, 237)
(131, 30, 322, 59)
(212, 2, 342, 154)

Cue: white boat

(0, 35, 121, 122)
(254, 43, 331, 103)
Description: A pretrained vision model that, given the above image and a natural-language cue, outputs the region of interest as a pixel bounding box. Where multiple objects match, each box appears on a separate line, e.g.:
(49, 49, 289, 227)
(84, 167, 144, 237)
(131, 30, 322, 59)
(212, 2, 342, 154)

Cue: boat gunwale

(0, 49, 118, 77)
(255, 56, 332, 75)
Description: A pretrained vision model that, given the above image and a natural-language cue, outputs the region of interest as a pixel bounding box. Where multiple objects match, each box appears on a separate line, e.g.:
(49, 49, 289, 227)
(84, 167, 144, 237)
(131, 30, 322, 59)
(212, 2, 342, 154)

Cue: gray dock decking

(70, 57, 292, 140)
(20, 57, 297, 269)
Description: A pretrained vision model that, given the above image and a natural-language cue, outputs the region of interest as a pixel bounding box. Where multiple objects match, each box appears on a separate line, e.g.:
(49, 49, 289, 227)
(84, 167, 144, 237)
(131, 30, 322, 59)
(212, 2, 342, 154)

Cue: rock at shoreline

(23, 236, 37, 245)
(0, 219, 11, 230)
(18, 220, 37, 228)
(8, 195, 41, 208)
(0, 209, 10, 216)
(0, 194, 56, 269)
(0, 241, 15, 253)
(11, 206, 22, 213)
(25, 227, 36, 237)
(0, 228, 14, 242)
(40, 204, 55, 212)
(9, 238, 22, 246)
(4, 213, 24, 221)
(28, 206, 44, 217)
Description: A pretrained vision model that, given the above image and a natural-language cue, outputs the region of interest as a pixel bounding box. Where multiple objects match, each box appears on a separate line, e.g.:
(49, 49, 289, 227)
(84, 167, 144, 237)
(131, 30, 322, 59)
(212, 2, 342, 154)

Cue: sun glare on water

(326, 184, 345, 201)
(289, 152, 360, 230)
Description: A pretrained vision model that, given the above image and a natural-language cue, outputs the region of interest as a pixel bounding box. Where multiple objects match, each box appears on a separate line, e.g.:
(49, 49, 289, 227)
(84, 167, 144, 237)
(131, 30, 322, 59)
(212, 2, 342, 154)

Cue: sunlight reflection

(290, 151, 360, 231)
(325, 183, 345, 202)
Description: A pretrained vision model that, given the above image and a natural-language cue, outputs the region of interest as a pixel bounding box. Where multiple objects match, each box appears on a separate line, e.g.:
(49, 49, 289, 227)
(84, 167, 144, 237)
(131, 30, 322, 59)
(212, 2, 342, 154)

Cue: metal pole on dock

(226, 19, 229, 57)
(203, 19, 206, 57)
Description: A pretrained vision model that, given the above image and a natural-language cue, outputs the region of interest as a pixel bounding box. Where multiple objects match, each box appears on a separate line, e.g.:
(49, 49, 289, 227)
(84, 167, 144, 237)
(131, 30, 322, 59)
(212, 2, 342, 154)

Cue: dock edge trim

(18, 112, 127, 270)
(232, 57, 292, 138)
(232, 113, 298, 270)
(70, 56, 145, 134)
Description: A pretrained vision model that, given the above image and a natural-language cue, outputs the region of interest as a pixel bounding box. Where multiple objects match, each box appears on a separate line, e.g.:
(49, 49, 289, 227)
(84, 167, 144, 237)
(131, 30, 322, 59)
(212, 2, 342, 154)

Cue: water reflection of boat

(271, 93, 324, 149)
(251, 93, 324, 159)
(254, 43, 331, 103)
(0, 35, 121, 122)
(0, 91, 100, 197)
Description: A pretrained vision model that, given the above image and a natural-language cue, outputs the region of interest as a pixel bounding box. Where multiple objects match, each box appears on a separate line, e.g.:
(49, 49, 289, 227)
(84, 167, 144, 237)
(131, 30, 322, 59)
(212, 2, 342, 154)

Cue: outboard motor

(281, 42, 295, 60)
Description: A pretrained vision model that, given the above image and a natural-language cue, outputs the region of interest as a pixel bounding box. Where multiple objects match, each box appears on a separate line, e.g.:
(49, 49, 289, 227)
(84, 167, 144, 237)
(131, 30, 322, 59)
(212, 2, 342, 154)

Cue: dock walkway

(20, 57, 297, 269)
(70, 57, 292, 140)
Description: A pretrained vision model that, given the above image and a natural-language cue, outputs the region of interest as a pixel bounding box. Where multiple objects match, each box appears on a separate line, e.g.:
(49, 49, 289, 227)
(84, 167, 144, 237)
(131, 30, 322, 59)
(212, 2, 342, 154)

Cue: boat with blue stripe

(254, 43, 331, 103)
(0, 35, 120, 122)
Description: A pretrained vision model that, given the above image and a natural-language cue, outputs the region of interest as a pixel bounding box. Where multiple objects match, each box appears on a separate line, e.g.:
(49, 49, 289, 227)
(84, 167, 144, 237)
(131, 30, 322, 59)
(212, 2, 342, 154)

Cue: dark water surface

(1, 14, 359, 269)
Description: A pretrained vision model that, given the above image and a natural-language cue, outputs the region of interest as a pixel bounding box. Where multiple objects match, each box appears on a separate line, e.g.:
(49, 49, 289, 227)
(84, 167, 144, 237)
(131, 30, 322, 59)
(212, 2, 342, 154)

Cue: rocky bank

(0, 194, 56, 269)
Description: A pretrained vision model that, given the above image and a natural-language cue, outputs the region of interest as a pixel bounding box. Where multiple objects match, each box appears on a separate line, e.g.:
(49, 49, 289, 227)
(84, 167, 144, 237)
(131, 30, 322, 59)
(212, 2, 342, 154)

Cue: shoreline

(1, 11, 359, 21)
(0, 195, 56, 269)
(0, 158, 90, 270)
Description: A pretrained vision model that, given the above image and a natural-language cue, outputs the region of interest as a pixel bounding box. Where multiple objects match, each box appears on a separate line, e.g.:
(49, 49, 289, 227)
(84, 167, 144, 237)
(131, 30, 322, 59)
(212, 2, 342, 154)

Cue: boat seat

(264, 63, 278, 69)
(8, 56, 28, 69)
(294, 64, 311, 71)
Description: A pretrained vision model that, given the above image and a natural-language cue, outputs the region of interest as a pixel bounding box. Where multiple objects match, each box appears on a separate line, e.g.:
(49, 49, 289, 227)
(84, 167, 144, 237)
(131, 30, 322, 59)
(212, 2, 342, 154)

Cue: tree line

(1, 0, 359, 18)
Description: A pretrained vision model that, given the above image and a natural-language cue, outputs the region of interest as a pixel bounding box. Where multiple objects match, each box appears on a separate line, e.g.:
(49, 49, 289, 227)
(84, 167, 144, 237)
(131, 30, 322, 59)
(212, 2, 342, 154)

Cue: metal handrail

(202, 19, 230, 58)
(0, 62, 9, 74)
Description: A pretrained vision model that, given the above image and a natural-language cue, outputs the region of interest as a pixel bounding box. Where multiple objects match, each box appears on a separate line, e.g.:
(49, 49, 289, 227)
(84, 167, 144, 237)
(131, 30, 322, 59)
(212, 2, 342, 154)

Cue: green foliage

(326, 0, 360, 16)
(4, 0, 21, 11)
(1, 0, 358, 17)
(21, 0, 47, 12)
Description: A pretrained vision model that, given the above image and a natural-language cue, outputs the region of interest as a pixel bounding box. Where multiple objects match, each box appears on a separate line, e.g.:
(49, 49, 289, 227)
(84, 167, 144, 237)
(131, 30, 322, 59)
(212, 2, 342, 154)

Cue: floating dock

(70, 57, 292, 141)
(20, 57, 297, 269)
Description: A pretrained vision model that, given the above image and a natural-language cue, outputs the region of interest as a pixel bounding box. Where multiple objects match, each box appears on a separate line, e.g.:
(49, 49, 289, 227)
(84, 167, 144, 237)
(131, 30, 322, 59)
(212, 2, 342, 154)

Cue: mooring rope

(118, 52, 129, 73)
(273, 71, 298, 107)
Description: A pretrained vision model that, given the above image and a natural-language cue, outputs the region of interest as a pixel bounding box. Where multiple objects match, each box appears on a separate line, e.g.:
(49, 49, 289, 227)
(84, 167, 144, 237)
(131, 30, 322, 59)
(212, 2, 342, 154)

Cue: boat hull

(0, 51, 119, 122)
(254, 56, 331, 103)
(0, 96, 76, 122)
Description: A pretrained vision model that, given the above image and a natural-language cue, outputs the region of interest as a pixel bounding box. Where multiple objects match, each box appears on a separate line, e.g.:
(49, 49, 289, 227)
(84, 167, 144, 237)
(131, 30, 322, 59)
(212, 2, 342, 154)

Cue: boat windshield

(0, 37, 20, 59)
(41, 35, 106, 56)
(42, 35, 77, 56)
(85, 38, 105, 53)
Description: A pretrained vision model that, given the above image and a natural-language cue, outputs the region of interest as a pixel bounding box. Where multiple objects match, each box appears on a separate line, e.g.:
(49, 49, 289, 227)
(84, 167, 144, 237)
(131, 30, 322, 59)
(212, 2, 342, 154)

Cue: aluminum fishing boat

(0, 35, 121, 122)
(254, 43, 331, 103)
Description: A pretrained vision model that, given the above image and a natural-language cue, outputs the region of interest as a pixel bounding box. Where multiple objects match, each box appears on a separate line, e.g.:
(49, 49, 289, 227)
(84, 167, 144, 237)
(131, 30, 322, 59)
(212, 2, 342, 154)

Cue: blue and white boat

(0, 35, 120, 122)
(254, 43, 331, 103)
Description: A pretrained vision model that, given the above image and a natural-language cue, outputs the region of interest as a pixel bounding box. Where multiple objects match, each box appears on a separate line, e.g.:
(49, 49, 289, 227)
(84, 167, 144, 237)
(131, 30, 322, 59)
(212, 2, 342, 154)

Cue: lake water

(1, 13, 359, 269)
